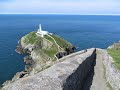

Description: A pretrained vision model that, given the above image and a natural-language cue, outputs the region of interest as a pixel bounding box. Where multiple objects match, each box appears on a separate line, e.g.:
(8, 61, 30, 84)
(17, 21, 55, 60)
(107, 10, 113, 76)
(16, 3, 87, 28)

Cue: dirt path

(47, 34, 63, 51)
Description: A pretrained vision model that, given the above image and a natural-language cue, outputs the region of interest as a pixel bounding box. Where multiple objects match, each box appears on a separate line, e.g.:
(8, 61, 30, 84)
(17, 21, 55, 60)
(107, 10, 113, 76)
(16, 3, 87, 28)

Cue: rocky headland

(1, 31, 76, 88)
(1, 31, 120, 90)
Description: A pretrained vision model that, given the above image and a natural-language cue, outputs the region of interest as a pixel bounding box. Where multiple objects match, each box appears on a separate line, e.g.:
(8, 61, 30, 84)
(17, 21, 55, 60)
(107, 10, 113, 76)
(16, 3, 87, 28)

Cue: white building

(36, 24, 48, 37)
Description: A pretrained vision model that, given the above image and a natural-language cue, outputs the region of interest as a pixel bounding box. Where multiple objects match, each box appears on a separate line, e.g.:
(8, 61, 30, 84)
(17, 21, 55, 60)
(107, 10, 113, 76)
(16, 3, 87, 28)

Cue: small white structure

(36, 24, 48, 37)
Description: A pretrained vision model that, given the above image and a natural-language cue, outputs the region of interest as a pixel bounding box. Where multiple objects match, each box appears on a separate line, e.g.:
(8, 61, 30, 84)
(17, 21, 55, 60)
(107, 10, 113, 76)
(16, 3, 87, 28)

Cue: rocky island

(1, 25, 120, 90)
(1, 25, 76, 89)
(16, 31, 75, 73)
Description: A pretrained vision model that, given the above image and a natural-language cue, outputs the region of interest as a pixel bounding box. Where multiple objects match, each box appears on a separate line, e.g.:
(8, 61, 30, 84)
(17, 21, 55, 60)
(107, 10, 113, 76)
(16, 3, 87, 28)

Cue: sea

(0, 14, 120, 85)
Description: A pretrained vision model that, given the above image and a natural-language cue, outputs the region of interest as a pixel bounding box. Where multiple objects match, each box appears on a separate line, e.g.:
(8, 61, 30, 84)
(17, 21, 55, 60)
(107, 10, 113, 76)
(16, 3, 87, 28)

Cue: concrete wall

(1, 48, 96, 90)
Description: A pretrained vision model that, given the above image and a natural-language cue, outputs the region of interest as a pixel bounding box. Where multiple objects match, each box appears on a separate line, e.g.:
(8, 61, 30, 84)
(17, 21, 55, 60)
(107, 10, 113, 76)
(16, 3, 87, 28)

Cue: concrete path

(90, 50, 110, 90)
(82, 49, 110, 90)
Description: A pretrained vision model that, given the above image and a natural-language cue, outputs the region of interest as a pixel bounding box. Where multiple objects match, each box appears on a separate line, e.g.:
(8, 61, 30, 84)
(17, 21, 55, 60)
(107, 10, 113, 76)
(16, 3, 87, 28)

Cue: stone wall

(1, 48, 96, 90)
(102, 49, 120, 90)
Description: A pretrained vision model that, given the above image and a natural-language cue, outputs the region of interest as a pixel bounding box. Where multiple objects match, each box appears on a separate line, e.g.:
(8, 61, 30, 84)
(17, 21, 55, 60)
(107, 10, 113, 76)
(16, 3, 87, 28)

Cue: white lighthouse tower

(36, 24, 48, 37)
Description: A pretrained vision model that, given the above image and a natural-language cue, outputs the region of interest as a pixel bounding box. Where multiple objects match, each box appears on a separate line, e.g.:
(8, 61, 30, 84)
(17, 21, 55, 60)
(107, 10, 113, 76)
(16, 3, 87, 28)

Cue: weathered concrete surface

(89, 49, 110, 90)
(81, 49, 111, 90)
(3, 48, 118, 90)
(1, 48, 96, 90)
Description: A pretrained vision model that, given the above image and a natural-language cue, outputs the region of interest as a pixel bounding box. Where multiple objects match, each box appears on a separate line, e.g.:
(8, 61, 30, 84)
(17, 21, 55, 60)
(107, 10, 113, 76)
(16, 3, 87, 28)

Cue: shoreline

(1, 32, 76, 87)
(1, 42, 120, 90)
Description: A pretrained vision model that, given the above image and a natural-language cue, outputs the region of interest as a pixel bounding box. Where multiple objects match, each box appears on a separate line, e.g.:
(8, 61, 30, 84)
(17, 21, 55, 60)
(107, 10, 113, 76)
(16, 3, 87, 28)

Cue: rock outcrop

(1, 32, 75, 88)
(108, 41, 120, 49)
(2, 31, 120, 90)
(102, 42, 120, 90)
(16, 32, 75, 74)
(1, 48, 96, 90)
(103, 50, 120, 90)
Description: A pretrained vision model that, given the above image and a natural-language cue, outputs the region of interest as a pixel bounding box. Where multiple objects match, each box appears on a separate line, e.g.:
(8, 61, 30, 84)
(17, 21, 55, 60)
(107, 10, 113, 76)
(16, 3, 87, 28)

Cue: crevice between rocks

(63, 49, 97, 90)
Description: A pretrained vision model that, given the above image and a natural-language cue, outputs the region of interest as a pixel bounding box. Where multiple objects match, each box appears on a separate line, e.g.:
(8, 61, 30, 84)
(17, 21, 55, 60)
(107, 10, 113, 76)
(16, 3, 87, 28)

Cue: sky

(0, 0, 120, 15)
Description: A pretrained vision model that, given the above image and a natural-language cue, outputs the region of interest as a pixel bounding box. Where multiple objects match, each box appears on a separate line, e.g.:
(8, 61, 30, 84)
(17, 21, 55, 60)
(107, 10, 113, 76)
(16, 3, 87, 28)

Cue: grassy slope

(22, 32, 72, 61)
(51, 35, 72, 48)
(45, 34, 72, 49)
(107, 44, 120, 69)
(23, 32, 43, 44)
(44, 34, 73, 60)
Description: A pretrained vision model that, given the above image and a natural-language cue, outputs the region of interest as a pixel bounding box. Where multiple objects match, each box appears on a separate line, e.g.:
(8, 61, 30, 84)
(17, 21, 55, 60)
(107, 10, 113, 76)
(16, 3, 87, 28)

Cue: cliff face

(1, 32, 75, 87)
(1, 48, 96, 90)
(2, 31, 120, 90)
(2, 43, 120, 90)
(16, 32, 75, 73)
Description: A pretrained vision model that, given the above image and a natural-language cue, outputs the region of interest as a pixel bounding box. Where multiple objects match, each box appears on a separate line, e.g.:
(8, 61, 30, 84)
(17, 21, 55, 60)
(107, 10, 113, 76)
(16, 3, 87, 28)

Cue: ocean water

(0, 14, 120, 84)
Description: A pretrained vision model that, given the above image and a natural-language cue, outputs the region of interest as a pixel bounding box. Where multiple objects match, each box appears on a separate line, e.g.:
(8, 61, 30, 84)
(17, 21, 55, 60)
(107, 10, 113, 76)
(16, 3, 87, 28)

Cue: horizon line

(1, 13, 120, 16)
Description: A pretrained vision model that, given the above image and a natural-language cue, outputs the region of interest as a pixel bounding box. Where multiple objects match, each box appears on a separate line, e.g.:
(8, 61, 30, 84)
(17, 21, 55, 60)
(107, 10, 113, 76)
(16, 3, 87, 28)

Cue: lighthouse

(36, 24, 48, 37)
(38, 24, 42, 32)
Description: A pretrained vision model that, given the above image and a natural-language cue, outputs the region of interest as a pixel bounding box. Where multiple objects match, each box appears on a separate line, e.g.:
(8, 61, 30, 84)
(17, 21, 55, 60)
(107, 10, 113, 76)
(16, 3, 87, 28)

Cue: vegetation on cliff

(22, 32, 74, 60)
(23, 32, 43, 44)
(107, 42, 120, 69)
(45, 34, 72, 49)
(17, 31, 75, 73)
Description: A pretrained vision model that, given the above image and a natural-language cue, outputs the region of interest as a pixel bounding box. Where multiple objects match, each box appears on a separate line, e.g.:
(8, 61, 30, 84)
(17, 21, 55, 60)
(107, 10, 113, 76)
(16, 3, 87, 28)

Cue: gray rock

(1, 48, 96, 90)
(101, 49, 120, 90)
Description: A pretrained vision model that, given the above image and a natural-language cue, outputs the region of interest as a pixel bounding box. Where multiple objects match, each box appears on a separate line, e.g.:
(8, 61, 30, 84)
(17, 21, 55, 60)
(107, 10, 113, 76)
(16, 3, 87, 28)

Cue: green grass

(43, 48, 57, 58)
(36, 45, 58, 61)
(44, 34, 67, 60)
(44, 35, 55, 44)
(23, 32, 43, 44)
(49, 34, 72, 49)
(108, 48, 120, 69)
(23, 32, 73, 62)
(44, 34, 72, 51)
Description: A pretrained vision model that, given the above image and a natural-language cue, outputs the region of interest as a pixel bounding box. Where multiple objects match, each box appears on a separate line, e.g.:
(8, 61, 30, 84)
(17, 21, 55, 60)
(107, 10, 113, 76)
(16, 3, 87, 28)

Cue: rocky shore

(16, 32, 76, 72)
(1, 48, 96, 90)
(1, 31, 76, 87)
(1, 31, 120, 90)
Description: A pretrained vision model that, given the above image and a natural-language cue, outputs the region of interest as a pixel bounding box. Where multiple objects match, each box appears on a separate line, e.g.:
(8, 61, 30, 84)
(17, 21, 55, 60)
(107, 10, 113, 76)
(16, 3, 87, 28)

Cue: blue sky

(0, 0, 120, 15)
